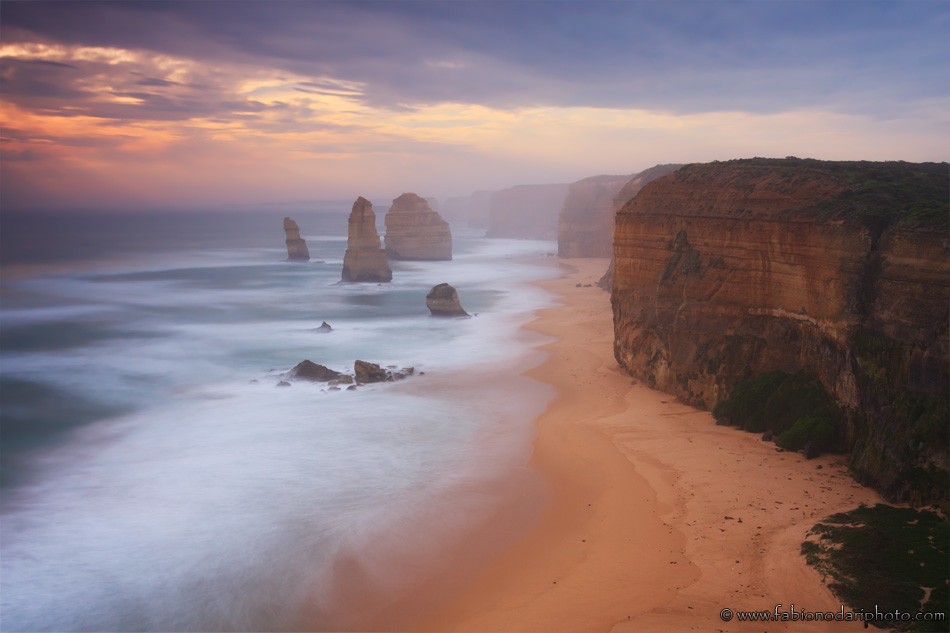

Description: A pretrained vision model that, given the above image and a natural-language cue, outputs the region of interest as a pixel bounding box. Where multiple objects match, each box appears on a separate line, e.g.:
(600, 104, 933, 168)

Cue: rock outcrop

(342, 197, 393, 282)
(288, 360, 341, 382)
(426, 283, 469, 316)
(558, 165, 682, 258)
(283, 217, 310, 261)
(486, 184, 569, 239)
(353, 360, 415, 383)
(354, 360, 388, 383)
(610, 158, 949, 506)
(384, 193, 452, 260)
(596, 259, 614, 291)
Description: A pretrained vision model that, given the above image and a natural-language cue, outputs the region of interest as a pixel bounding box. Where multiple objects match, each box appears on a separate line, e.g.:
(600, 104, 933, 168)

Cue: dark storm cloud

(3, 0, 947, 116)
(0, 52, 274, 123)
(136, 77, 180, 87)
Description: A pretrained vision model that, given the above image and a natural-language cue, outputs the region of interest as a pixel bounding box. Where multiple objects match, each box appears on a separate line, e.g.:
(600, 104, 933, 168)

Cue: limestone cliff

(384, 193, 452, 260)
(342, 197, 392, 282)
(485, 184, 569, 239)
(612, 164, 684, 213)
(611, 158, 949, 505)
(283, 217, 310, 261)
(557, 174, 632, 257)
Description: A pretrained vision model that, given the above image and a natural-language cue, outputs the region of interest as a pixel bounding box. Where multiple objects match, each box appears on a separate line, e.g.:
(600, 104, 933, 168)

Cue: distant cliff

(557, 174, 632, 257)
(442, 191, 493, 229)
(611, 158, 949, 506)
(558, 164, 683, 259)
(485, 184, 569, 239)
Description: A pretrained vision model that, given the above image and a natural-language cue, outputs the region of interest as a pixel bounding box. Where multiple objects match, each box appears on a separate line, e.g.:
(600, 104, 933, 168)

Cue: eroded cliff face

(384, 193, 452, 260)
(557, 174, 631, 258)
(342, 197, 392, 282)
(611, 159, 949, 505)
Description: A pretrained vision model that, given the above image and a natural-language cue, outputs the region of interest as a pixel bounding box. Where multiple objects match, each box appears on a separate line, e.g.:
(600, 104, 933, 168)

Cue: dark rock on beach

(354, 360, 389, 383)
(289, 360, 342, 382)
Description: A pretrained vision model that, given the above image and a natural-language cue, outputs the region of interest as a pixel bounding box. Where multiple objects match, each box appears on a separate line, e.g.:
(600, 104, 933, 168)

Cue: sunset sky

(1, 0, 947, 212)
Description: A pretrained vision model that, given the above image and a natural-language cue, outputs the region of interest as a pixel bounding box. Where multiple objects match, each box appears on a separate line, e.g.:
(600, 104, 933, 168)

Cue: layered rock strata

(426, 283, 469, 316)
(283, 217, 310, 261)
(342, 197, 393, 282)
(384, 193, 452, 260)
(611, 158, 949, 505)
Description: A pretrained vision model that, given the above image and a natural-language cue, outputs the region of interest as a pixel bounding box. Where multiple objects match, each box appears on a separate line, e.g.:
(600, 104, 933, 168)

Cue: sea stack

(342, 197, 393, 282)
(283, 217, 310, 261)
(426, 283, 469, 317)
(384, 193, 452, 260)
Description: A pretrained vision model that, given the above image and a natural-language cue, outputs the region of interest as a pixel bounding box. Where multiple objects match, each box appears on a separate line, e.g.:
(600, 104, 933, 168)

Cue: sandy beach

(414, 257, 884, 632)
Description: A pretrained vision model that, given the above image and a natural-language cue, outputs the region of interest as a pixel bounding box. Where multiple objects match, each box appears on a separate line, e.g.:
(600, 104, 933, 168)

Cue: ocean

(0, 210, 558, 631)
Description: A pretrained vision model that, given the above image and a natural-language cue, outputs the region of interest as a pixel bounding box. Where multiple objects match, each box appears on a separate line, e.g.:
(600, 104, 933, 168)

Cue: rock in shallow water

(426, 283, 469, 317)
(384, 193, 452, 260)
(342, 197, 393, 282)
(354, 360, 388, 383)
(288, 360, 341, 382)
(283, 217, 310, 261)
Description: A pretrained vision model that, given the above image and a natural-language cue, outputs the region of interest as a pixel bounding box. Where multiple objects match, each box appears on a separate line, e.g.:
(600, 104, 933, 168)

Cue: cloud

(0, 1, 947, 211)
(2, 1, 947, 116)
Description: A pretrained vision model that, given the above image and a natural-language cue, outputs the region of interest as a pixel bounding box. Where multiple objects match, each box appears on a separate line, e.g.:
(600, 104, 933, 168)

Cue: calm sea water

(0, 210, 558, 631)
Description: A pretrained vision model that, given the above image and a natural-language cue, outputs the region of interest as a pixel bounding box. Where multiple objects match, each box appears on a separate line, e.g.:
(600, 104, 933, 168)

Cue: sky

(1, 0, 948, 212)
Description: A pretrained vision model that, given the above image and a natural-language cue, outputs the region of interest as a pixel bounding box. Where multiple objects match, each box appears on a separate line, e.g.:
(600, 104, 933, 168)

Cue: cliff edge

(611, 158, 949, 506)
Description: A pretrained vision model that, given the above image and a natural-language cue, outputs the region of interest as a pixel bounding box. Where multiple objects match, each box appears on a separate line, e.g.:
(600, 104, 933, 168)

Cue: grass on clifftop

(802, 504, 949, 631)
(711, 370, 842, 453)
(699, 158, 950, 230)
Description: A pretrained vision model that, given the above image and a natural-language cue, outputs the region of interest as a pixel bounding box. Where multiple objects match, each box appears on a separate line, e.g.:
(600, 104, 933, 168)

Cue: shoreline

(410, 257, 884, 632)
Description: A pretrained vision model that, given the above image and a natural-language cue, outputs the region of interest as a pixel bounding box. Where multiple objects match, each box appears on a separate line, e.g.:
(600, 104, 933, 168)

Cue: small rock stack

(283, 217, 310, 261)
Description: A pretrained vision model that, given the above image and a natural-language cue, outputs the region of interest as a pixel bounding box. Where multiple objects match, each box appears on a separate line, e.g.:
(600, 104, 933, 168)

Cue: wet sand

(414, 257, 883, 632)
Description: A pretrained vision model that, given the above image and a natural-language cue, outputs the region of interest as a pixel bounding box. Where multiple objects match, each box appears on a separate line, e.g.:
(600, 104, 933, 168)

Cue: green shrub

(712, 370, 787, 430)
(776, 413, 837, 452)
(714, 370, 841, 447)
(802, 504, 949, 631)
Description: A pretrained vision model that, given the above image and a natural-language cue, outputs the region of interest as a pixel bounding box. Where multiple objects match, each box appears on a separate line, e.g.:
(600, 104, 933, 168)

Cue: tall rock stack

(384, 193, 452, 260)
(342, 197, 393, 282)
(283, 217, 310, 261)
